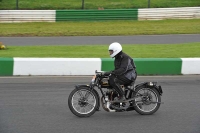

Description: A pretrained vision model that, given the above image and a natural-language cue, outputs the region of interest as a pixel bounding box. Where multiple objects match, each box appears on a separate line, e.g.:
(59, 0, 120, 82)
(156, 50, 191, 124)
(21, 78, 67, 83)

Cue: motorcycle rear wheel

(133, 86, 161, 115)
(68, 87, 99, 117)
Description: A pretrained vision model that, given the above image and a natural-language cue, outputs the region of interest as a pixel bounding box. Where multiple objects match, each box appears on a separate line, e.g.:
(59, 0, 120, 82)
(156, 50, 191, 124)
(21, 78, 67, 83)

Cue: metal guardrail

(0, 7, 200, 23)
(56, 9, 138, 21)
(138, 7, 200, 20)
(0, 10, 55, 23)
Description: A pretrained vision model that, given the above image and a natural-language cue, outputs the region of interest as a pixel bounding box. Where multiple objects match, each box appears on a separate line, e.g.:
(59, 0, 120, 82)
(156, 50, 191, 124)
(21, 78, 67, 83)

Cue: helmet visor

(109, 50, 113, 56)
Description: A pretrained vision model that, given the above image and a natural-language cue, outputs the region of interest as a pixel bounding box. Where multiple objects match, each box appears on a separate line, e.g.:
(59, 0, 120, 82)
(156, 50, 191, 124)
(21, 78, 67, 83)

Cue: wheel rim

(135, 88, 159, 112)
(72, 89, 96, 114)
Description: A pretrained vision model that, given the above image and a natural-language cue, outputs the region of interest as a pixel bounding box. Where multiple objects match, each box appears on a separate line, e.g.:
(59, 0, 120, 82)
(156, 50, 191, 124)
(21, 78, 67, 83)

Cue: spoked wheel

(133, 86, 161, 115)
(68, 87, 99, 117)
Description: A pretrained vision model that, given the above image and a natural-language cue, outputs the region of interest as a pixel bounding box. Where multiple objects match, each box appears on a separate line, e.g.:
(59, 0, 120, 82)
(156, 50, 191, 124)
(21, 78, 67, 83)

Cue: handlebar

(95, 70, 105, 74)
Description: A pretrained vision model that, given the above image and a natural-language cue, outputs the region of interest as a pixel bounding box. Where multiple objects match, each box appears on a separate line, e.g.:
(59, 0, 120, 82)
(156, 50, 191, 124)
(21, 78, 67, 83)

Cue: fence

(139, 7, 200, 20)
(0, 10, 55, 22)
(1, 0, 199, 10)
(56, 9, 138, 21)
(0, 7, 200, 22)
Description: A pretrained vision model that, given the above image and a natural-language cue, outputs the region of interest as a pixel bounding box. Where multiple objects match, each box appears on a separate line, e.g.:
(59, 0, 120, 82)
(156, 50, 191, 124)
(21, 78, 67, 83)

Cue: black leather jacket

(113, 51, 136, 80)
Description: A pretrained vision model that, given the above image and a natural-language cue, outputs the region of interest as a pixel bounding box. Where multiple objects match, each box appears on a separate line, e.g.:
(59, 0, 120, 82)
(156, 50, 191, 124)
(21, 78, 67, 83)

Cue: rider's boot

(113, 82, 127, 103)
(114, 95, 126, 103)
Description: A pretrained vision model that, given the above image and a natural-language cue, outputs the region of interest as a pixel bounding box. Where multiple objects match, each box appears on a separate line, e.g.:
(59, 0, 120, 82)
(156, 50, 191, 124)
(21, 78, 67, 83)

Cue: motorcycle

(68, 70, 163, 117)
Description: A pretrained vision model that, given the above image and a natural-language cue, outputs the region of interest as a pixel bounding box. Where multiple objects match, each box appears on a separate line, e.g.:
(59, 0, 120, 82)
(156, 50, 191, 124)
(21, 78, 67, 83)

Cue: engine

(100, 78, 111, 88)
(105, 89, 118, 101)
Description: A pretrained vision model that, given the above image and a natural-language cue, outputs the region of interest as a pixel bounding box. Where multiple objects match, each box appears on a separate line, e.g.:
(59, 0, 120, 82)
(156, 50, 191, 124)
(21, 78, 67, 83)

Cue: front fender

(75, 85, 100, 98)
(75, 84, 90, 89)
(135, 82, 163, 96)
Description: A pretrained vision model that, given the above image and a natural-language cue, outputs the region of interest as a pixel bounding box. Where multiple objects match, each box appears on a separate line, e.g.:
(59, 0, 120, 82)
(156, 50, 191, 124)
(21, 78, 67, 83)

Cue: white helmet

(108, 42, 122, 58)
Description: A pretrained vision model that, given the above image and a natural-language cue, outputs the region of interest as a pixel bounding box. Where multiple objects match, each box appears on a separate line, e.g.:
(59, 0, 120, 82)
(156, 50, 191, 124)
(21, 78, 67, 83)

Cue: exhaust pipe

(101, 97, 116, 112)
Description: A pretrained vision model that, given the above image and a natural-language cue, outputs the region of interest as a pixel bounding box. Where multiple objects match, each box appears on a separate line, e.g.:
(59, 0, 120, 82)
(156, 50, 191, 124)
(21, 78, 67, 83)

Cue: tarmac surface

(0, 34, 200, 133)
(0, 34, 200, 45)
(0, 76, 200, 133)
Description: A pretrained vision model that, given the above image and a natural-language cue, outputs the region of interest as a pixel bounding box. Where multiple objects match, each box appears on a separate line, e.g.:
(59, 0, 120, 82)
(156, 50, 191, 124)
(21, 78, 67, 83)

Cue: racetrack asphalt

(0, 34, 200, 45)
(0, 76, 200, 133)
(0, 35, 200, 133)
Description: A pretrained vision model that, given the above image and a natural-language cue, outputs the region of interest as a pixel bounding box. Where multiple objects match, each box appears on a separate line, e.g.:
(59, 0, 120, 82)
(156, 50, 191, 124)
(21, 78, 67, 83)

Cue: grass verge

(0, 42, 200, 58)
(0, 19, 200, 37)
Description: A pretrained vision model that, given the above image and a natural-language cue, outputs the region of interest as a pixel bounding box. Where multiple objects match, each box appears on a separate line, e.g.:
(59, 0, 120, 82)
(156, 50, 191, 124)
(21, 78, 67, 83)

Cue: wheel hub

(78, 97, 88, 107)
(142, 94, 152, 105)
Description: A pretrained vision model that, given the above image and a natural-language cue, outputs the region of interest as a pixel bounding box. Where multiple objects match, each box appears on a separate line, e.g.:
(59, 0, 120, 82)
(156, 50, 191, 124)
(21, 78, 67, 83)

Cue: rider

(104, 42, 137, 102)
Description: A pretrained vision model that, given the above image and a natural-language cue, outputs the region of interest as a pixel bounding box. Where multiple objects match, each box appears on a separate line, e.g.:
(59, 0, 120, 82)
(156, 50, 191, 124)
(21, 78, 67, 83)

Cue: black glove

(103, 71, 112, 76)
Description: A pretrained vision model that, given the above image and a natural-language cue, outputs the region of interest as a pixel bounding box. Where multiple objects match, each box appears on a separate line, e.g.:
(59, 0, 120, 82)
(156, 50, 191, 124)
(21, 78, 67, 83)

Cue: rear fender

(135, 82, 163, 96)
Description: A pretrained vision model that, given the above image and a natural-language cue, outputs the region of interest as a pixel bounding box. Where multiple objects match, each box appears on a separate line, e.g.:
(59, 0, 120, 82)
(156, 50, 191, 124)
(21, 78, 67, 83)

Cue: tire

(133, 86, 161, 115)
(68, 87, 99, 117)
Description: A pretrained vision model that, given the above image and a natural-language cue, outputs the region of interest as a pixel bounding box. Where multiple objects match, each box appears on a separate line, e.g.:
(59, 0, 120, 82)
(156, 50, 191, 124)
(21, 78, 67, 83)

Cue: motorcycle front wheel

(68, 87, 99, 117)
(133, 86, 161, 115)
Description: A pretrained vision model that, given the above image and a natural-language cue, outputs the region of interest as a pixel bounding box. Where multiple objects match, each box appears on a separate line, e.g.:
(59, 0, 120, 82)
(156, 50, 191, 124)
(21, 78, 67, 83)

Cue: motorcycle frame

(75, 75, 163, 111)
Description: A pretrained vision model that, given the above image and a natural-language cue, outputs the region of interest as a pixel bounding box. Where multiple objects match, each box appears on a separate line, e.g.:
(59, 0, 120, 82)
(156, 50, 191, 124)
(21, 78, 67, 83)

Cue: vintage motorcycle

(68, 70, 163, 117)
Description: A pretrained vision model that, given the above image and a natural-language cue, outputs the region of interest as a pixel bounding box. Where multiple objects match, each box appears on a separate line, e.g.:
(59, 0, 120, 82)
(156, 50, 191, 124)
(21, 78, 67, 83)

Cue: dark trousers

(109, 74, 133, 97)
